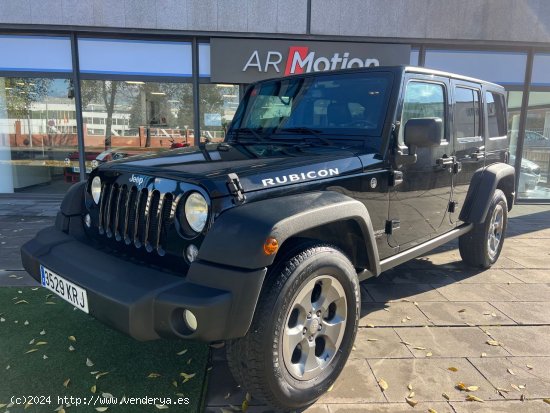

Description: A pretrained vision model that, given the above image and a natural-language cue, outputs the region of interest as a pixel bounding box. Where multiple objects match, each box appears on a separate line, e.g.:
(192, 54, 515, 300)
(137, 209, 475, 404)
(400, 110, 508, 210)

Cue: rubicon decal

(261, 168, 340, 187)
(243, 46, 380, 76)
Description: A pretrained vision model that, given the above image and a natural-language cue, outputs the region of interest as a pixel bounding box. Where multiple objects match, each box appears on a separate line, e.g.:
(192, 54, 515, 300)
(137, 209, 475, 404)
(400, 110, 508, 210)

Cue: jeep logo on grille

(129, 174, 145, 186)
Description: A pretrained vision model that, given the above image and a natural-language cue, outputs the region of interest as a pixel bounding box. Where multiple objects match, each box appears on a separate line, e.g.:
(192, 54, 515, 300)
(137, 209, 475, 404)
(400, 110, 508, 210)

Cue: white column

(0, 78, 15, 193)
(510, 113, 521, 153)
(544, 111, 550, 138)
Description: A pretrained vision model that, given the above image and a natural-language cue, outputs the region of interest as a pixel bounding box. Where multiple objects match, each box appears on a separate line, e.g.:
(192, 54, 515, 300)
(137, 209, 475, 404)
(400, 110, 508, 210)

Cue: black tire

(226, 242, 360, 411)
(459, 189, 508, 269)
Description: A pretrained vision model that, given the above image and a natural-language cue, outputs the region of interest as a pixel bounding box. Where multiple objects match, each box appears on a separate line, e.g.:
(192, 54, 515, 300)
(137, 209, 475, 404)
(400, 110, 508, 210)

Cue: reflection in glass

(507, 91, 523, 152)
(518, 91, 550, 199)
(454, 87, 480, 139)
(400, 81, 445, 142)
(79, 80, 195, 175)
(0, 77, 78, 194)
(199, 84, 239, 143)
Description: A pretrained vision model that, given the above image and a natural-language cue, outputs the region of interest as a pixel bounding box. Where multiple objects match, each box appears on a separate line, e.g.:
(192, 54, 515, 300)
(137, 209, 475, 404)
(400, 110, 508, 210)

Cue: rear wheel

(226, 243, 359, 411)
(459, 189, 508, 268)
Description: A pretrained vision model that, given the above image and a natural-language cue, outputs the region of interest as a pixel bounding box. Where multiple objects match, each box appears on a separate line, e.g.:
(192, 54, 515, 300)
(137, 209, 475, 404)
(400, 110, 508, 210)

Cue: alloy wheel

(282, 275, 347, 381)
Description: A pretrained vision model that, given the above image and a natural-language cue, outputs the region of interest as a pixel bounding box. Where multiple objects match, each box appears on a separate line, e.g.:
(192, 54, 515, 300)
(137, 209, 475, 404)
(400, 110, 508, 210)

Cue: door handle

(436, 156, 454, 166)
(471, 146, 485, 161)
(471, 151, 485, 160)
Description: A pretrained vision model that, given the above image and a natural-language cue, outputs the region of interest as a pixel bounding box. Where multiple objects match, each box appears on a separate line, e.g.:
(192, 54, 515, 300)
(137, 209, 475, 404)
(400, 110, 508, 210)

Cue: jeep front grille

(98, 182, 176, 256)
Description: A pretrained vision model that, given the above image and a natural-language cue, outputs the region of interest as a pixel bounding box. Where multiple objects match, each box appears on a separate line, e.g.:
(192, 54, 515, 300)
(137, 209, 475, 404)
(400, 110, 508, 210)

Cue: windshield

(229, 71, 393, 148)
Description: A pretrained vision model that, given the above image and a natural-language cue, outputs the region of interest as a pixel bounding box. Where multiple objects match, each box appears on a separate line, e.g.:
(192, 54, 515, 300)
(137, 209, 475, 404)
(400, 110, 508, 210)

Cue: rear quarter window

(486, 91, 507, 138)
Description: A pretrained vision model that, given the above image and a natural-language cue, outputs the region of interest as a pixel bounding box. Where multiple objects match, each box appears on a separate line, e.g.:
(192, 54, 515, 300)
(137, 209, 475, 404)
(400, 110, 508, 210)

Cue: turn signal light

(263, 237, 279, 255)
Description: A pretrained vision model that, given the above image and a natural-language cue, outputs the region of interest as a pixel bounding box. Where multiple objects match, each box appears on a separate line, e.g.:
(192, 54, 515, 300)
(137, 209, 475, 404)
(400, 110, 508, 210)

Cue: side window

(486, 91, 507, 138)
(454, 87, 481, 139)
(400, 81, 446, 142)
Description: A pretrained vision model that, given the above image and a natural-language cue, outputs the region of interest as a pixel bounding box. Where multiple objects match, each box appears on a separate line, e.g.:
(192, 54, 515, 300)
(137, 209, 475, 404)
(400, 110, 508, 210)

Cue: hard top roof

(255, 65, 504, 91)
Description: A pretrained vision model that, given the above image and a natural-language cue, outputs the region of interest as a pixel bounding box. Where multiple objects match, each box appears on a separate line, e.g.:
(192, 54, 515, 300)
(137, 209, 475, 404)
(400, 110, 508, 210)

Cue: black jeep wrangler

(21, 66, 514, 411)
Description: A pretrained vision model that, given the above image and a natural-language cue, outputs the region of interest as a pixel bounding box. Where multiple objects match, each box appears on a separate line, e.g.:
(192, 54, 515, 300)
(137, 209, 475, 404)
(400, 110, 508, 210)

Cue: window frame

(399, 77, 449, 146)
(452, 84, 483, 143)
(485, 89, 508, 141)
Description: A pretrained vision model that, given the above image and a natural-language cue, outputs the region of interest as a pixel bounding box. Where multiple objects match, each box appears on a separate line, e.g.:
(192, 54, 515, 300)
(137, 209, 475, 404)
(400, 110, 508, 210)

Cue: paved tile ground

(204, 204, 550, 412)
(1, 198, 550, 412)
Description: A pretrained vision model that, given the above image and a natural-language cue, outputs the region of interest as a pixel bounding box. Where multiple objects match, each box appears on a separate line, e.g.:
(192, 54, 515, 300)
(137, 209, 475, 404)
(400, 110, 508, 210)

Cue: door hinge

(448, 201, 458, 213)
(385, 219, 400, 235)
(389, 171, 404, 187)
(226, 173, 246, 205)
(452, 161, 462, 174)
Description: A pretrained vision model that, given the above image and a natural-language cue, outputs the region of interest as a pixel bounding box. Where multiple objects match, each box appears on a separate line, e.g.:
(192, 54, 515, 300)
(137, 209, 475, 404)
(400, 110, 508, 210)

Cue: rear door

(388, 74, 454, 249)
(450, 80, 485, 223)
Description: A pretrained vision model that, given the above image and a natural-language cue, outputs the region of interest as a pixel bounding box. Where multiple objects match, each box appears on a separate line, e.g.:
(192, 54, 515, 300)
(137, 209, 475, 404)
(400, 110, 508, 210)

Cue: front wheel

(226, 243, 359, 411)
(459, 189, 508, 268)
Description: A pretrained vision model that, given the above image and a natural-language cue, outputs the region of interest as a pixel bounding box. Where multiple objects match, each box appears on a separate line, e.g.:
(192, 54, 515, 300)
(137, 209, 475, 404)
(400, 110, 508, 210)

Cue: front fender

(198, 191, 380, 275)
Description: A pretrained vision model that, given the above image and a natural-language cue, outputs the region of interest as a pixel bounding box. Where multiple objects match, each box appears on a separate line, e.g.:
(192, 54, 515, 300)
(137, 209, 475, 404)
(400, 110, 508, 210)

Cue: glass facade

(0, 77, 77, 193)
(199, 84, 239, 143)
(518, 54, 550, 200)
(78, 80, 194, 178)
(0, 35, 241, 194)
(0, 34, 548, 202)
(424, 49, 527, 86)
(423, 48, 550, 201)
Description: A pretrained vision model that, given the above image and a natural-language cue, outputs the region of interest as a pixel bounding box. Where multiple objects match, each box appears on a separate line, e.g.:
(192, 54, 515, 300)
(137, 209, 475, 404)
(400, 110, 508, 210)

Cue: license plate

(40, 265, 89, 313)
(73, 166, 92, 173)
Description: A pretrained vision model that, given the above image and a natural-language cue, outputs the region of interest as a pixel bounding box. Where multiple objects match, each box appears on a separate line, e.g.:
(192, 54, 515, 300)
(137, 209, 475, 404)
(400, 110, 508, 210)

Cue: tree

(80, 80, 123, 150)
(4, 78, 51, 147)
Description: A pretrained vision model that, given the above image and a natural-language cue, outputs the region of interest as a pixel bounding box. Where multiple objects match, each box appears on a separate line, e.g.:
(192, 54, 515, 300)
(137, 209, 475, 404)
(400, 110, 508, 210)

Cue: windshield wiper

(229, 127, 268, 143)
(277, 127, 334, 146)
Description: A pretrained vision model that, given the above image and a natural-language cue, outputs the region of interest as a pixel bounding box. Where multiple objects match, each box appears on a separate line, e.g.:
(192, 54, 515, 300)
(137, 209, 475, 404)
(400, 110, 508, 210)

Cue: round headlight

(91, 176, 102, 204)
(184, 192, 208, 233)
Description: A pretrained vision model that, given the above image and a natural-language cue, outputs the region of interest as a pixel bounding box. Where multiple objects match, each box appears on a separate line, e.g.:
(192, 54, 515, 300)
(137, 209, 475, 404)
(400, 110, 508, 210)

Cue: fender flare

(60, 181, 86, 216)
(459, 163, 515, 224)
(55, 181, 86, 237)
(198, 191, 381, 275)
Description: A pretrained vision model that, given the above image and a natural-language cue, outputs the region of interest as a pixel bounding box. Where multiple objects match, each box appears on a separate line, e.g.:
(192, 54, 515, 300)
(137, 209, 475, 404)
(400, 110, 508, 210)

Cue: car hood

(98, 142, 365, 197)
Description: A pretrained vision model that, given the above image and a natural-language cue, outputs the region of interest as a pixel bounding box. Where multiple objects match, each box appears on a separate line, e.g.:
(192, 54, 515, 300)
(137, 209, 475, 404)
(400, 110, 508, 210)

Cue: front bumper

(21, 226, 266, 342)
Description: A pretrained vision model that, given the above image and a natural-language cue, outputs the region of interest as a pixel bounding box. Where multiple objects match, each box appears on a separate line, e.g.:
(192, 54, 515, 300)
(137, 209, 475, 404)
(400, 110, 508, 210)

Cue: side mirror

(404, 117, 443, 154)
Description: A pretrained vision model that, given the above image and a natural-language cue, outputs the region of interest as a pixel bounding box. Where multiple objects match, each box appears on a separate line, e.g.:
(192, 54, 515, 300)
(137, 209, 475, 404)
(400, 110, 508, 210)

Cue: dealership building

(0, 0, 550, 202)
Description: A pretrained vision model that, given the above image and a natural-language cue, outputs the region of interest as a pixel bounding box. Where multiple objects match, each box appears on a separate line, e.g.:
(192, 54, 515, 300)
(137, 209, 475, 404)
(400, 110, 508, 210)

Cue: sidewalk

(1, 199, 550, 412)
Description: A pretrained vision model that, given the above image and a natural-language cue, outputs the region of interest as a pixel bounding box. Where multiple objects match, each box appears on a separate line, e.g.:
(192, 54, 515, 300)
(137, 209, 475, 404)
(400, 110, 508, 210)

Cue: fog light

(84, 214, 91, 228)
(186, 244, 198, 263)
(183, 309, 197, 331)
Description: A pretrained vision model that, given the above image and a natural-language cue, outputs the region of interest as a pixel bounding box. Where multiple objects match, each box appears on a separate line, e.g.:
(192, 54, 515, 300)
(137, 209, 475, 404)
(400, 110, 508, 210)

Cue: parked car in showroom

(65, 148, 156, 182)
(510, 155, 541, 193)
(63, 151, 100, 183)
(525, 130, 550, 146)
(510, 129, 550, 147)
(22, 66, 515, 411)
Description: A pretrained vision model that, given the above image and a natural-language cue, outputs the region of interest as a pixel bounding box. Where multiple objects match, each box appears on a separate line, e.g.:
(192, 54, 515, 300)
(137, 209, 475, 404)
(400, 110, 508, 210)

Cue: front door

(388, 76, 454, 250)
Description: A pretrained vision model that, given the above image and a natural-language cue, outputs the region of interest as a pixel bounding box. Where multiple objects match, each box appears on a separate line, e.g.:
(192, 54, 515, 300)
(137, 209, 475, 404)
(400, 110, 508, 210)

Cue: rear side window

(454, 87, 481, 139)
(486, 91, 507, 138)
(400, 81, 446, 142)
